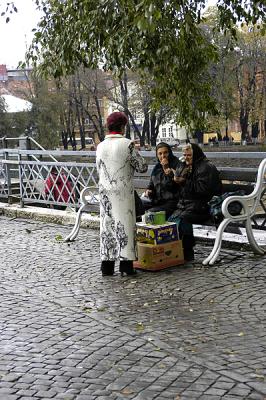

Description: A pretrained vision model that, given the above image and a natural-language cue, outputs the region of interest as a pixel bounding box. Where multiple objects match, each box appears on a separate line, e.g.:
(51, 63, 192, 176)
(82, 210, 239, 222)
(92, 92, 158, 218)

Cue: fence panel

(0, 161, 9, 199)
(19, 161, 98, 208)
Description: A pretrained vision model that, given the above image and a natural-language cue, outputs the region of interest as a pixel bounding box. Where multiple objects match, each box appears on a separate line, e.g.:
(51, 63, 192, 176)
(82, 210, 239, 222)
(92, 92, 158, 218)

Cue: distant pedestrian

(96, 112, 148, 276)
(45, 167, 74, 210)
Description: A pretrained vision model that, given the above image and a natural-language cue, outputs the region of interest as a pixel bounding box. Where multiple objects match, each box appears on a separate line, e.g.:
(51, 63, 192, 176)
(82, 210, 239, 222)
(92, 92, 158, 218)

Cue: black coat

(173, 156, 222, 223)
(147, 156, 181, 205)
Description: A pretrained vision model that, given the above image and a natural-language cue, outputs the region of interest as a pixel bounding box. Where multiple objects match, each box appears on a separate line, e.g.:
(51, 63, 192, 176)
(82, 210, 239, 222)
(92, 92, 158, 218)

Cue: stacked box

(135, 222, 184, 270)
(134, 240, 184, 271)
(136, 222, 179, 245)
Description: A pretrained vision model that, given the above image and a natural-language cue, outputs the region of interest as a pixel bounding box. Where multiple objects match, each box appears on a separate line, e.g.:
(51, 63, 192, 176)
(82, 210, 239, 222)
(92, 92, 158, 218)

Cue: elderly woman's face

(183, 147, 193, 166)
(157, 147, 169, 163)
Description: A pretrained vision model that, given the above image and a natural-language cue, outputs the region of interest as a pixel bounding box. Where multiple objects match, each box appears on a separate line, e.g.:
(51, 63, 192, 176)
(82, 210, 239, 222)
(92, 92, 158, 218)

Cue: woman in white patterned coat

(96, 112, 148, 276)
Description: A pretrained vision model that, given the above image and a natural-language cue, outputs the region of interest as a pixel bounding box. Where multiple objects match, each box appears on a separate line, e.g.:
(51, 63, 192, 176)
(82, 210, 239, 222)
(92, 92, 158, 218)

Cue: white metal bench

(64, 186, 99, 242)
(203, 157, 266, 265)
(65, 159, 266, 266)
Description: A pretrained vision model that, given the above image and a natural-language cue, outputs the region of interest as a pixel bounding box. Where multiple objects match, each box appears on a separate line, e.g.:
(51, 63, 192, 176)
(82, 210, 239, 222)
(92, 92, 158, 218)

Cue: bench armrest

(80, 186, 99, 205)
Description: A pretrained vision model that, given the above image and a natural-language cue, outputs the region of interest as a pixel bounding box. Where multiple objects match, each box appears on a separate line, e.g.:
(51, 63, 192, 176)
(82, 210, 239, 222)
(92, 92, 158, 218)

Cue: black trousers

(101, 260, 134, 274)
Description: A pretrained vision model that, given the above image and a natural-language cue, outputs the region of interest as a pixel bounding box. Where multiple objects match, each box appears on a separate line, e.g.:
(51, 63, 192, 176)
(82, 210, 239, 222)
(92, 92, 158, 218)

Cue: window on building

(162, 128, 166, 138)
(169, 126, 173, 138)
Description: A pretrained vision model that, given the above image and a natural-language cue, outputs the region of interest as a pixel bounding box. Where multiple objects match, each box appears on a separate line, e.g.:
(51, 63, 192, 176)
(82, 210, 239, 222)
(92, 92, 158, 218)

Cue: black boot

(182, 234, 195, 262)
(101, 260, 115, 276)
(119, 260, 137, 277)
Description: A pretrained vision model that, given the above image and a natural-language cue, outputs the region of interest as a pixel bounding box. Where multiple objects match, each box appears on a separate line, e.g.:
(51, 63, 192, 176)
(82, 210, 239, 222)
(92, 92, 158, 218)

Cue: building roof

(1, 93, 32, 113)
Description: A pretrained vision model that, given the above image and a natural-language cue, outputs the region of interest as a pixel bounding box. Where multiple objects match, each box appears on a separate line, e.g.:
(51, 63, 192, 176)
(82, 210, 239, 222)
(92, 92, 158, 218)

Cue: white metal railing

(17, 160, 98, 208)
(0, 147, 266, 210)
(0, 161, 9, 198)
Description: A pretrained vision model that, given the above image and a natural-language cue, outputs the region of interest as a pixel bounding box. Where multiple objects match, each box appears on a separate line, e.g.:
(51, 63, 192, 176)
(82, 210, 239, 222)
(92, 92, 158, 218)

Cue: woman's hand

(160, 158, 169, 169)
(164, 167, 175, 177)
(144, 189, 153, 198)
(174, 176, 186, 184)
(174, 165, 192, 184)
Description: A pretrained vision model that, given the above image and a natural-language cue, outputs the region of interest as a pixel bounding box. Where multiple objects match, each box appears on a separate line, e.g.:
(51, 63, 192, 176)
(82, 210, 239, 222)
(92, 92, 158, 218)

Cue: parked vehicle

(76, 137, 96, 151)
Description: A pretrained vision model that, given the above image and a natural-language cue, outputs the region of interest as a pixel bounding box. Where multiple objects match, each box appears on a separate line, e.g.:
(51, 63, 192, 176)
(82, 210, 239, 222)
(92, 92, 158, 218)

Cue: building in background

(0, 64, 32, 100)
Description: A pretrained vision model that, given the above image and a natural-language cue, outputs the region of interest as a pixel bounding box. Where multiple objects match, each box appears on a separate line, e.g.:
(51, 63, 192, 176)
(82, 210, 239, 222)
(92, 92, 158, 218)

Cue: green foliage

(0, 96, 31, 138)
(0, 96, 6, 113)
(24, 0, 265, 130)
(29, 76, 62, 148)
(25, 1, 214, 127)
(0, 96, 9, 136)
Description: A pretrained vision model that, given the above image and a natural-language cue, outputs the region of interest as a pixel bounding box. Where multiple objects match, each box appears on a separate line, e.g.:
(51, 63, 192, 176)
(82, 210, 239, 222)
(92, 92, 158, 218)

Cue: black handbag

(208, 190, 245, 223)
(134, 190, 145, 217)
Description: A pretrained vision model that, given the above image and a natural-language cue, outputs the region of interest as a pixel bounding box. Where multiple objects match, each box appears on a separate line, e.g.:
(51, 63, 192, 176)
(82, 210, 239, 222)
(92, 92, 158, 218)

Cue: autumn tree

(233, 29, 266, 139)
(201, 8, 239, 138)
(29, 76, 62, 148)
(21, 0, 265, 131)
(72, 68, 107, 144)
(55, 78, 77, 150)
(109, 70, 171, 146)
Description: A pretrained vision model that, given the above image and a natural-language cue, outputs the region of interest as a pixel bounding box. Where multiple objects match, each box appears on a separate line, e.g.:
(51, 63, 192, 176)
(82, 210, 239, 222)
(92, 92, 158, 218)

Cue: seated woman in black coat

(142, 142, 181, 219)
(169, 143, 222, 261)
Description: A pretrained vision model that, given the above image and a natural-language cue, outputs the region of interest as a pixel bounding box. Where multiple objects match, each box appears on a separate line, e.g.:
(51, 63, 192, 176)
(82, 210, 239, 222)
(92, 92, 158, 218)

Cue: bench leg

(202, 218, 231, 265)
(64, 208, 83, 242)
(245, 218, 265, 255)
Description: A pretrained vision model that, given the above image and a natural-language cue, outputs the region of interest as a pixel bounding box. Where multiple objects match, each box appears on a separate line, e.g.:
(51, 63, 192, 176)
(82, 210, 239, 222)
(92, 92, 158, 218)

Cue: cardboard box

(136, 222, 179, 245)
(134, 240, 184, 271)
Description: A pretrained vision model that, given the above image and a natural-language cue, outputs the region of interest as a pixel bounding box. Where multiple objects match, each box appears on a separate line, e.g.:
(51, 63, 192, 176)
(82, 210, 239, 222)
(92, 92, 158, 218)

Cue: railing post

(26, 136, 32, 162)
(2, 136, 8, 149)
(18, 153, 24, 208)
(4, 150, 12, 204)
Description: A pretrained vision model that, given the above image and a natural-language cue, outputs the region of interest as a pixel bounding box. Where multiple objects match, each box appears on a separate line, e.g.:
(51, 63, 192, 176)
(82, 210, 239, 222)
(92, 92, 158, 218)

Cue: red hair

(106, 112, 128, 132)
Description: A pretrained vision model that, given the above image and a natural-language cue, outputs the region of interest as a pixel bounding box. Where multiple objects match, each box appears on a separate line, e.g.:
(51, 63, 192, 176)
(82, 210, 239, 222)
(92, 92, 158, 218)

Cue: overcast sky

(0, 0, 41, 68)
(0, 0, 218, 69)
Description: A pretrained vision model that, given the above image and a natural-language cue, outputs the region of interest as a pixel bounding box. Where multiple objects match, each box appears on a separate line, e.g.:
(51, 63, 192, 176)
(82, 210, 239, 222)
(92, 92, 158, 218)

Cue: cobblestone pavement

(1, 216, 266, 400)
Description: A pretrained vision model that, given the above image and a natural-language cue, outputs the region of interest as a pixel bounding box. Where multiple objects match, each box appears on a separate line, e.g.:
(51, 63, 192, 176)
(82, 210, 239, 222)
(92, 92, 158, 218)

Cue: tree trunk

(150, 112, 157, 146)
(119, 71, 131, 139)
(239, 107, 249, 138)
(61, 130, 68, 149)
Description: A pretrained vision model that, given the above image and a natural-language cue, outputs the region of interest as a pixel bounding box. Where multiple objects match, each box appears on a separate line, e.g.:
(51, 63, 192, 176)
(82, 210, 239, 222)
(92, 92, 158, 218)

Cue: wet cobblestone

(0, 216, 266, 399)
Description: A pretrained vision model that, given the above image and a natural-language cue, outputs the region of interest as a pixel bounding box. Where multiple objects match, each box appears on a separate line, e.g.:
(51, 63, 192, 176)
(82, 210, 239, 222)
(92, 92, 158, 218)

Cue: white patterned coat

(96, 134, 148, 261)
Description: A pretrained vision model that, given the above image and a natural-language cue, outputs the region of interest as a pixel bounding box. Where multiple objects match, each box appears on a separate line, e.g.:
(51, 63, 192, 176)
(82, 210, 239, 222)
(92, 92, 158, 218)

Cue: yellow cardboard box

(136, 222, 179, 245)
(134, 240, 184, 271)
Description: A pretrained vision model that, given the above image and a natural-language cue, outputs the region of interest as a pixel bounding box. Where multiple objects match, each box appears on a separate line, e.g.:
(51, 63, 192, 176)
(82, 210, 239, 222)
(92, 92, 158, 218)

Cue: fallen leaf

(55, 234, 63, 241)
(121, 388, 134, 395)
(136, 322, 144, 332)
(82, 307, 92, 313)
(254, 374, 265, 379)
(97, 306, 107, 312)
(224, 349, 236, 355)
(238, 332, 245, 336)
